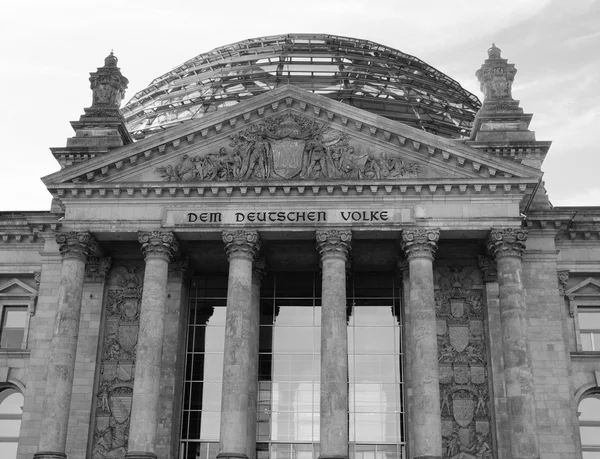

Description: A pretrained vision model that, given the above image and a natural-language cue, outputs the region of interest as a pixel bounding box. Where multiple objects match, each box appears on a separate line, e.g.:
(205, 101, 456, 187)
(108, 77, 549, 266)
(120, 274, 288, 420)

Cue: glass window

(0, 387, 24, 459)
(580, 310, 600, 351)
(579, 393, 600, 456)
(0, 307, 27, 349)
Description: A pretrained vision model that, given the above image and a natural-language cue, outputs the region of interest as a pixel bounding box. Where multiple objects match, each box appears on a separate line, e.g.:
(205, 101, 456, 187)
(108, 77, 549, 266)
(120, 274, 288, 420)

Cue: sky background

(1, 0, 598, 211)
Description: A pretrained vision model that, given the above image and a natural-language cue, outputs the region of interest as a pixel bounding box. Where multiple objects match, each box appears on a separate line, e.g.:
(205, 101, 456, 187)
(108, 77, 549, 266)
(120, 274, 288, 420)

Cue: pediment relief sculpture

(155, 114, 419, 182)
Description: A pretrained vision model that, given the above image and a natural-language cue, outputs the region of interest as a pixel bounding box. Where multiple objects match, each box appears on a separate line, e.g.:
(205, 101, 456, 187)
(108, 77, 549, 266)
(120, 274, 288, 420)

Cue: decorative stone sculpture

(436, 265, 494, 459)
(92, 267, 144, 459)
(155, 114, 419, 182)
(89, 52, 129, 110)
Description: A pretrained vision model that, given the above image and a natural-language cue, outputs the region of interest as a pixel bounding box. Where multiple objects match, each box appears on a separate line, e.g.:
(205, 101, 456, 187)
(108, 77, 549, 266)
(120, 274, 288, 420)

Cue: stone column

(218, 230, 261, 459)
(400, 229, 442, 459)
(487, 228, 539, 459)
(126, 231, 179, 459)
(316, 229, 352, 459)
(246, 257, 266, 459)
(35, 232, 98, 459)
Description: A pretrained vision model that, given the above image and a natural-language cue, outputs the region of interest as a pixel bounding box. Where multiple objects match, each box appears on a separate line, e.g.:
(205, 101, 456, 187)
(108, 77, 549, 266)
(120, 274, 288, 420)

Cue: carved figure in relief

(154, 114, 420, 182)
(449, 433, 492, 459)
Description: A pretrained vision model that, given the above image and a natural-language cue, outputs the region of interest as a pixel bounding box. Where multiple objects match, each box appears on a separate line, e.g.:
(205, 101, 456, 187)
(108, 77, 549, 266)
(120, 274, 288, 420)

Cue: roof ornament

(475, 44, 517, 104)
(487, 43, 502, 59)
(88, 52, 129, 112)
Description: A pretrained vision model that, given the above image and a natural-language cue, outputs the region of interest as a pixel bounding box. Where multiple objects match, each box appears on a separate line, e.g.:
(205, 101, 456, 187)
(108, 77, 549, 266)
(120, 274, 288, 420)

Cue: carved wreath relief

(436, 265, 494, 459)
(92, 267, 143, 459)
(155, 114, 418, 182)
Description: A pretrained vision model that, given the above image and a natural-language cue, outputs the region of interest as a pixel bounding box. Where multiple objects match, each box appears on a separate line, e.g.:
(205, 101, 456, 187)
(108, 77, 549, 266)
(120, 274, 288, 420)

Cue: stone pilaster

(35, 232, 98, 459)
(218, 230, 261, 459)
(126, 231, 178, 459)
(247, 257, 266, 459)
(487, 228, 539, 459)
(316, 229, 352, 459)
(400, 228, 442, 459)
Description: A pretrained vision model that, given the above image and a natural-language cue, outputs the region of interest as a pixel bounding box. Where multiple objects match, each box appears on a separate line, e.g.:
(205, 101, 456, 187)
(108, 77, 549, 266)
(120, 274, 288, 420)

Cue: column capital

(56, 231, 98, 262)
(487, 228, 527, 260)
(477, 255, 497, 283)
(84, 257, 112, 283)
(138, 231, 179, 262)
(316, 229, 352, 262)
(222, 230, 261, 261)
(401, 228, 440, 261)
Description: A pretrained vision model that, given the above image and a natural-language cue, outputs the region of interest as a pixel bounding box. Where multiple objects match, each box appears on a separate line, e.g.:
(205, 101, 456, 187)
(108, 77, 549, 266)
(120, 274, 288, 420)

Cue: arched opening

(0, 386, 24, 459)
(579, 391, 600, 458)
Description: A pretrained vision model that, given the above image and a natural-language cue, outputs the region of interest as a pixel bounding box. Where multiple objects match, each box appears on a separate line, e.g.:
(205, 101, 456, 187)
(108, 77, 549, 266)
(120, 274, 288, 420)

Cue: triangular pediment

(43, 85, 541, 199)
(0, 278, 38, 298)
(566, 278, 600, 299)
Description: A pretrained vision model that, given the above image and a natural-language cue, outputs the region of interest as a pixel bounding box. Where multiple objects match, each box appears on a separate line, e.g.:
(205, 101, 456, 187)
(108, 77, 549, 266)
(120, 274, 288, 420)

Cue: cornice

(524, 210, 600, 242)
(47, 177, 537, 201)
(43, 86, 542, 189)
(0, 212, 62, 244)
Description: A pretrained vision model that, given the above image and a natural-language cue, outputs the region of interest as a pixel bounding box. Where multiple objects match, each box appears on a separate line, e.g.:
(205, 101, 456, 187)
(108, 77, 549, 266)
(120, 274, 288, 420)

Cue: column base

(125, 452, 157, 459)
(33, 453, 67, 459)
(217, 453, 248, 459)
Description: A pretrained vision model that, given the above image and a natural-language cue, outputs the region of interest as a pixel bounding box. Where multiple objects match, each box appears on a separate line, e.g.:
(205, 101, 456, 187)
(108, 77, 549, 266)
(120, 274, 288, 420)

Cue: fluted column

(487, 228, 539, 459)
(126, 231, 179, 459)
(36, 232, 98, 459)
(316, 229, 352, 459)
(401, 229, 442, 459)
(247, 257, 266, 459)
(218, 230, 261, 459)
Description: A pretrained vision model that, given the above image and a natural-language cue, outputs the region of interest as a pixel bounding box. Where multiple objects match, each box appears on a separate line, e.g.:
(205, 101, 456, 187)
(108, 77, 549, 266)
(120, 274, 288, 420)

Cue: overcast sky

(1, 0, 598, 211)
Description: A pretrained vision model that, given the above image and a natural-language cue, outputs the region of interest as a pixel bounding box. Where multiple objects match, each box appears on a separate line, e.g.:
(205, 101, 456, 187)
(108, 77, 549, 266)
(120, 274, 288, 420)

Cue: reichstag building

(1, 34, 599, 459)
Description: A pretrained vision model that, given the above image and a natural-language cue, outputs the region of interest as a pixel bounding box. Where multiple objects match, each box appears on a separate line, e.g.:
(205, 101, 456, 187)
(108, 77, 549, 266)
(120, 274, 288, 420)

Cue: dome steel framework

(122, 34, 481, 140)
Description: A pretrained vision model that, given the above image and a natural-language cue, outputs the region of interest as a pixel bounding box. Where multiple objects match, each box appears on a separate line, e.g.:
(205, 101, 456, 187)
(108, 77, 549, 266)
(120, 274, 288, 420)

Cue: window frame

(0, 278, 38, 352)
(573, 300, 600, 352)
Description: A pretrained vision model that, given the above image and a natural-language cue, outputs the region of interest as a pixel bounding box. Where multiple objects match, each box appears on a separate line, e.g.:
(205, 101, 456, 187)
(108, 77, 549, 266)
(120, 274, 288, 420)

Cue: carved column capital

(252, 257, 267, 285)
(56, 231, 98, 262)
(138, 231, 179, 262)
(316, 229, 352, 262)
(487, 228, 527, 260)
(222, 230, 261, 261)
(477, 255, 497, 283)
(85, 257, 112, 283)
(168, 257, 189, 283)
(400, 228, 440, 261)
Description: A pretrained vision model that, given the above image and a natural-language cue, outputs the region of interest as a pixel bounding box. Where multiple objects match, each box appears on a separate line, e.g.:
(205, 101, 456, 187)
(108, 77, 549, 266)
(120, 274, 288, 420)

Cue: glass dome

(122, 34, 481, 140)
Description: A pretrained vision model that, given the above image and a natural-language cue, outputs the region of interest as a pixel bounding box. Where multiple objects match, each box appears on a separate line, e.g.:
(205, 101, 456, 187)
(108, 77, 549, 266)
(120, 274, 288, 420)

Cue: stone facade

(0, 41, 599, 459)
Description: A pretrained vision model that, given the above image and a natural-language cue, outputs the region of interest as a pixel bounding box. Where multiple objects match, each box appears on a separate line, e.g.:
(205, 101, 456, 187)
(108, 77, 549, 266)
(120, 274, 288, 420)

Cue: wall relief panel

(92, 266, 144, 459)
(155, 114, 419, 182)
(435, 265, 494, 459)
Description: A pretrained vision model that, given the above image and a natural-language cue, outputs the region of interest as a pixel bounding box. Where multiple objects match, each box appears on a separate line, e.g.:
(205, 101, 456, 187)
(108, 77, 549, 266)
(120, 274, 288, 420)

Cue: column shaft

(488, 228, 539, 459)
(36, 232, 97, 459)
(316, 229, 351, 459)
(219, 230, 261, 459)
(127, 231, 178, 459)
(401, 229, 442, 459)
(246, 259, 264, 459)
